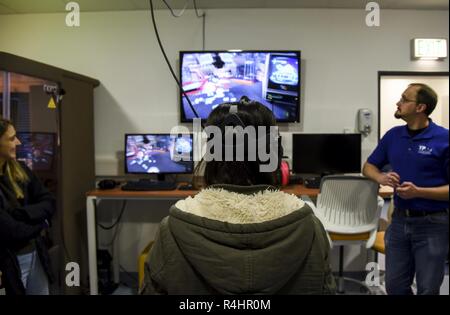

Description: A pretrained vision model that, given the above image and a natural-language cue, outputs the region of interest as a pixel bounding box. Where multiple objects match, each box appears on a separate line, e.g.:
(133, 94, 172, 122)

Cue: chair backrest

(315, 175, 380, 234)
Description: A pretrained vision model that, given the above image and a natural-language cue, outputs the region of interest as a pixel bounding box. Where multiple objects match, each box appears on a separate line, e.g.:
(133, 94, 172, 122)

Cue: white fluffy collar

(175, 188, 305, 224)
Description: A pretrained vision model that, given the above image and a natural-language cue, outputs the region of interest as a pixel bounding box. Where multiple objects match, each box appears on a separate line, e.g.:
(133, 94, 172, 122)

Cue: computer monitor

(124, 134, 193, 178)
(180, 50, 301, 122)
(16, 132, 56, 172)
(292, 134, 362, 175)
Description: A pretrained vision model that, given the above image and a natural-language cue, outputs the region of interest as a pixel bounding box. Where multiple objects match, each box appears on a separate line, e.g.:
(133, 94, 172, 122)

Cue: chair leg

(336, 245, 373, 295)
(338, 246, 345, 294)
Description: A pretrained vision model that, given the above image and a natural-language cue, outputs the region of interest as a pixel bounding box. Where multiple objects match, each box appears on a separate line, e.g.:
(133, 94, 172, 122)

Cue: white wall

(380, 75, 449, 137)
(1, 8, 448, 273)
(1, 9, 448, 175)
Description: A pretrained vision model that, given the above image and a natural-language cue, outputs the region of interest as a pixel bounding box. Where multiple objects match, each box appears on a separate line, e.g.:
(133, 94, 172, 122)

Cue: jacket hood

(168, 185, 317, 294)
(175, 184, 305, 224)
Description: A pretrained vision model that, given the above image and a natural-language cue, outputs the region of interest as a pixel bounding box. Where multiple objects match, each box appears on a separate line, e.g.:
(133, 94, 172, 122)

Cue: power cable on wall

(97, 200, 127, 230)
(52, 89, 72, 264)
(192, 0, 206, 50)
(160, 0, 206, 50)
(162, 0, 190, 17)
(148, 0, 202, 120)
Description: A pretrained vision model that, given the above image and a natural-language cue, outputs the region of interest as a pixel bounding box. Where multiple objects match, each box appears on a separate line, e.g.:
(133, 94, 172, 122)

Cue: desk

(86, 184, 393, 295)
(86, 187, 199, 295)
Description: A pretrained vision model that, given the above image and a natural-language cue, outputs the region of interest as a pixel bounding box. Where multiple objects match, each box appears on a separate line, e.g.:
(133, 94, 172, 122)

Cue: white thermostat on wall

(358, 108, 373, 136)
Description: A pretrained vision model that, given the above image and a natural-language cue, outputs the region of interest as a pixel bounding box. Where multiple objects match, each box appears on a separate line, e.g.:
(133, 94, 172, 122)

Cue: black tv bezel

(16, 131, 57, 172)
(124, 133, 194, 175)
(179, 50, 301, 123)
(292, 133, 362, 175)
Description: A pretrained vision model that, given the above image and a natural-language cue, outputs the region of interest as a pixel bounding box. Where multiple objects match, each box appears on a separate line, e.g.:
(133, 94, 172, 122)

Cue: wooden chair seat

(372, 231, 385, 254)
(329, 232, 371, 242)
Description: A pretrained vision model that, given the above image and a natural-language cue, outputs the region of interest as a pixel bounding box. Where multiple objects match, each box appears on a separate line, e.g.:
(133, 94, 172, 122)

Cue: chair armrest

(301, 195, 334, 248)
(366, 196, 385, 249)
(325, 232, 334, 249)
(377, 196, 384, 209)
(366, 228, 378, 249)
(300, 195, 315, 209)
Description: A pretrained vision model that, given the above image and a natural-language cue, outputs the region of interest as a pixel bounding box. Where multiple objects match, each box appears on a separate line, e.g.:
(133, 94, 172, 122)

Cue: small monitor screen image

(125, 134, 193, 174)
(180, 50, 300, 122)
(292, 134, 362, 175)
(16, 132, 56, 172)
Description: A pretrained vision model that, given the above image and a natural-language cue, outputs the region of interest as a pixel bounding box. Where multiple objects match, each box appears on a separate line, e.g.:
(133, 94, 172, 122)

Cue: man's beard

(394, 110, 402, 119)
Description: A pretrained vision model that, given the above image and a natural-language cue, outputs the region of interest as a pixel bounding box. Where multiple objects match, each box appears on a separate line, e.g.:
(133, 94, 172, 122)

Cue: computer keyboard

(121, 180, 177, 191)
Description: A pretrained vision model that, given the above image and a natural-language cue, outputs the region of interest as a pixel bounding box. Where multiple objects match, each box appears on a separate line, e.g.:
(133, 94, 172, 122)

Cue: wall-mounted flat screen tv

(179, 50, 301, 122)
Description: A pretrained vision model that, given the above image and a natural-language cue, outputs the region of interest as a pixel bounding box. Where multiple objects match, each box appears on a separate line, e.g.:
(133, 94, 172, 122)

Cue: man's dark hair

(409, 83, 438, 116)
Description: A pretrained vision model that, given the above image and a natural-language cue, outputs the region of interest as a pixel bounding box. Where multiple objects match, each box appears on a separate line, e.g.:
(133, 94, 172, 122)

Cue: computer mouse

(179, 184, 194, 190)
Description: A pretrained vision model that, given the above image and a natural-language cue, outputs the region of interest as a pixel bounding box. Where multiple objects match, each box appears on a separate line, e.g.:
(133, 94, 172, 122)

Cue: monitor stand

(157, 174, 166, 182)
(137, 174, 166, 183)
(128, 174, 176, 190)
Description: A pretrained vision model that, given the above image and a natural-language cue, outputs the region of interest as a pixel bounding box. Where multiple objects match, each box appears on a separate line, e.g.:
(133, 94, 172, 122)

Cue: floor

(440, 268, 449, 295)
(110, 266, 449, 295)
(110, 199, 449, 295)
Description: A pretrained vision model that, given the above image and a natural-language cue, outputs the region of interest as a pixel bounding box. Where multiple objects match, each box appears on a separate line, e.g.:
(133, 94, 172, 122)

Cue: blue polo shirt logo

(417, 145, 433, 155)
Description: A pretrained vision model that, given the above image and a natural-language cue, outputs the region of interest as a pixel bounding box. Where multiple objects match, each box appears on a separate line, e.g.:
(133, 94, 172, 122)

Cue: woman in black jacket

(0, 118, 55, 295)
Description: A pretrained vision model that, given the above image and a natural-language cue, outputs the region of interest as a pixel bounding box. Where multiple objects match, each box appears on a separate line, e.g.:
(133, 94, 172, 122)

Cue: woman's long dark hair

(194, 98, 281, 187)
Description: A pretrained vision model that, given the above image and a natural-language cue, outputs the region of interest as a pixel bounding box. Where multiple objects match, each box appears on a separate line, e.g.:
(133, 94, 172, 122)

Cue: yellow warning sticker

(48, 97, 56, 109)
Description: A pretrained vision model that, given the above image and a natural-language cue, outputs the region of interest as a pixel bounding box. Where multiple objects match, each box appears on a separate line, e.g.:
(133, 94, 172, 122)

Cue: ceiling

(0, 0, 448, 14)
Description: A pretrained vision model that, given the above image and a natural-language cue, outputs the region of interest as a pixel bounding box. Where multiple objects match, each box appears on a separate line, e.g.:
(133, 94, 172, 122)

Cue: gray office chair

(308, 175, 384, 294)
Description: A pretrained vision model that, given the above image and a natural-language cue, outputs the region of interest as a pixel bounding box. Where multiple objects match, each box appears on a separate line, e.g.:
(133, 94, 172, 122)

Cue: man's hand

(378, 172, 401, 188)
(396, 182, 420, 199)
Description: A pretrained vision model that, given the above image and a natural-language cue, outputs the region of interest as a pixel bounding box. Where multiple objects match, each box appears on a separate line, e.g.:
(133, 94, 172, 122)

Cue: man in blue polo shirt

(363, 83, 449, 295)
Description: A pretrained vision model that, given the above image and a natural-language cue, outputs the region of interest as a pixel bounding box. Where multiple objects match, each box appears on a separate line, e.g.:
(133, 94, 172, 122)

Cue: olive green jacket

(141, 185, 336, 295)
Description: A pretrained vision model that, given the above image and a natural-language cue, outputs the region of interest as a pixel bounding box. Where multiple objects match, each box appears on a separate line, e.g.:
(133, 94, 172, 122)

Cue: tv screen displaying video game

(180, 50, 301, 122)
(125, 134, 193, 174)
(16, 132, 56, 172)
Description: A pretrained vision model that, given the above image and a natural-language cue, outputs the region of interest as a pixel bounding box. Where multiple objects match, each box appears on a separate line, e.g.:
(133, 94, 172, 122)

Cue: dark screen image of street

(125, 135, 193, 174)
(181, 52, 299, 121)
(16, 132, 55, 171)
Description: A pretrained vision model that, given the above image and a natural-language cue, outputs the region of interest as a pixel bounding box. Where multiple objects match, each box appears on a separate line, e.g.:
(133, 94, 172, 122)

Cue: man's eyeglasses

(398, 96, 417, 104)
